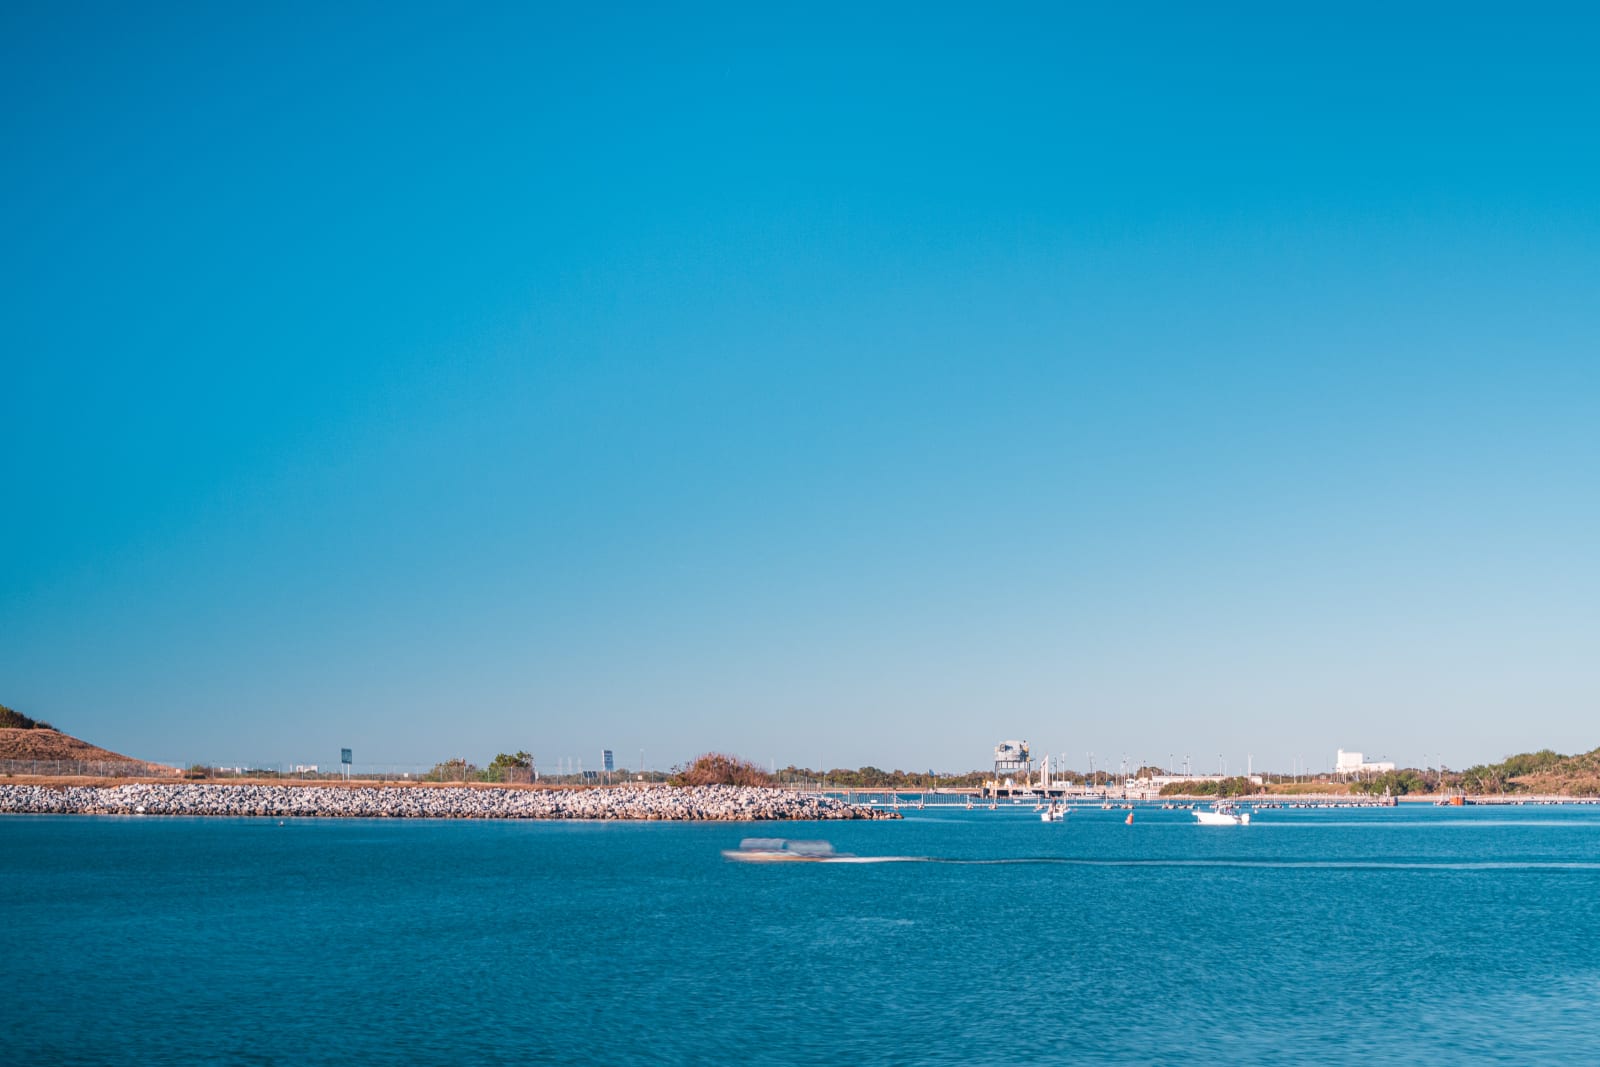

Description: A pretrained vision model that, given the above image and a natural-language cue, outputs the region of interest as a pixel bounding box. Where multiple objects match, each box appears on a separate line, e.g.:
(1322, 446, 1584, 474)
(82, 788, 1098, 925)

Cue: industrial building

(1335, 749, 1396, 777)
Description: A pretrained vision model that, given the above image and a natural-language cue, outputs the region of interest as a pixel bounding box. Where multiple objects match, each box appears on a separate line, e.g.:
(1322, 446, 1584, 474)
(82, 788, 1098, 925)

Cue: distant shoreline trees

(1160, 776, 1262, 798)
(1349, 769, 1428, 796)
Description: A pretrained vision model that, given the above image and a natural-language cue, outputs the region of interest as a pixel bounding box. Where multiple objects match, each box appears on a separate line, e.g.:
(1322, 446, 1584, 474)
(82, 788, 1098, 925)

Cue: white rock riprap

(0, 783, 898, 821)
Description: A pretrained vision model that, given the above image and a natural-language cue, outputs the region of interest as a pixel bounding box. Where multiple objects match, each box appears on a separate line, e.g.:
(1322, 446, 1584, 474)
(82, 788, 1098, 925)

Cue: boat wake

(921, 858, 1600, 871)
(723, 840, 1600, 872)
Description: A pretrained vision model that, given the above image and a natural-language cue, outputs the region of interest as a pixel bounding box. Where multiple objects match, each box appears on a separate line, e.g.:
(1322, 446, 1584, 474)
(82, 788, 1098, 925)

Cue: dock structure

(1453, 794, 1600, 805)
(982, 740, 1093, 799)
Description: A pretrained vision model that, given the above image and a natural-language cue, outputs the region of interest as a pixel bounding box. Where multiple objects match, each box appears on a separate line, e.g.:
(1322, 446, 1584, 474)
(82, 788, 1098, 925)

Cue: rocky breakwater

(0, 783, 899, 821)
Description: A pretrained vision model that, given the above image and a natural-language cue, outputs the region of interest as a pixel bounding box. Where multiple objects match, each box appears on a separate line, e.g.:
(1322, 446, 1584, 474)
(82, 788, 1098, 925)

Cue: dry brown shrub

(670, 752, 773, 787)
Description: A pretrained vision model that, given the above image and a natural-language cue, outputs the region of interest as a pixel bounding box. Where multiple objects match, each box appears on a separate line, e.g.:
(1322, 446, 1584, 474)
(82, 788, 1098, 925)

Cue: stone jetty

(0, 782, 898, 821)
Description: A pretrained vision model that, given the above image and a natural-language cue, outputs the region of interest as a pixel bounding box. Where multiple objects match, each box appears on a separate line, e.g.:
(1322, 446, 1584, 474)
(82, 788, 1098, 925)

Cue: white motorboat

(1193, 802, 1251, 826)
(1040, 803, 1066, 823)
(722, 838, 843, 862)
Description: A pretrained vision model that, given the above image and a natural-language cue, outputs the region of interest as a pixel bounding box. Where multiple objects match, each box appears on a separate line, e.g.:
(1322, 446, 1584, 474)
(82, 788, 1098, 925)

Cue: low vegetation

(418, 752, 627, 785)
(1159, 776, 1263, 798)
(1266, 781, 1352, 796)
(1350, 770, 1430, 796)
(423, 758, 482, 783)
(774, 765, 988, 788)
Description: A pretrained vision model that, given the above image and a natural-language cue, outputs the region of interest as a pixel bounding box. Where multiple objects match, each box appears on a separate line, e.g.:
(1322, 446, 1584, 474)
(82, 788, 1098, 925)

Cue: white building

(1335, 749, 1395, 776)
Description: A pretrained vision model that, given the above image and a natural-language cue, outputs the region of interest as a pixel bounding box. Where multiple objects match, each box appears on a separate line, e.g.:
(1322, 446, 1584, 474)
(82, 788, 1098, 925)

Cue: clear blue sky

(3, 2, 1596, 774)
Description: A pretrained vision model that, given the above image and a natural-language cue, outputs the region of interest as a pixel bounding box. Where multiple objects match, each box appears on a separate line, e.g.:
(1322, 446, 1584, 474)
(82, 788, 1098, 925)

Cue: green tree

(484, 751, 533, 783)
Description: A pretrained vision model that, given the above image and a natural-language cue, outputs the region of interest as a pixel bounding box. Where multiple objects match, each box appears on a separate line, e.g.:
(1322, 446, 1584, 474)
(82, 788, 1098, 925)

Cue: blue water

(6, 805, 1600, 1064)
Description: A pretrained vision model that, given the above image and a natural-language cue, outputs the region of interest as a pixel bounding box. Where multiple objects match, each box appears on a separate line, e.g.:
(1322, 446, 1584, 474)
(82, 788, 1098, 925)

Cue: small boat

(722, 838, 845, 863)
(1193, 801, 1251, 826)
(1040, 803, 1066, 823)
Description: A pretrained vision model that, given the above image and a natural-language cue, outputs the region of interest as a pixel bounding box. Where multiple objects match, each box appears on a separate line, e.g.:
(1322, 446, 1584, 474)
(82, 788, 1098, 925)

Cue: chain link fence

(1, 759, 662, 785)
(0, 759, 178, 778)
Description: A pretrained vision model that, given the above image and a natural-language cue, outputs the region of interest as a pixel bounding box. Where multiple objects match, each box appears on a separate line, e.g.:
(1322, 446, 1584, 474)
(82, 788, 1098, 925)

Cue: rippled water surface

(6, 805, 1600, 1064)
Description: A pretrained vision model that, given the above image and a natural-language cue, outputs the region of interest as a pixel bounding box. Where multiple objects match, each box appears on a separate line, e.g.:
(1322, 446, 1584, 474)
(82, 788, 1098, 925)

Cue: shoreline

(0, 782, 900, 821)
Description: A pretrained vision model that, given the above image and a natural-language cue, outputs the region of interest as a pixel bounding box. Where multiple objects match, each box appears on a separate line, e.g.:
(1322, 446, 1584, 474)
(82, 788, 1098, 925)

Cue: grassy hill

(1461, 747, 1600, 795)
(0, 702, 165, 769)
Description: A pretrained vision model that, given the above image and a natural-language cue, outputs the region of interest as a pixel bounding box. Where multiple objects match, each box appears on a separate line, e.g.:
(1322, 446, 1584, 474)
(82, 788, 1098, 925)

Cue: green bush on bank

(423, 758, 481, 782)
(482, 751, 533, 783)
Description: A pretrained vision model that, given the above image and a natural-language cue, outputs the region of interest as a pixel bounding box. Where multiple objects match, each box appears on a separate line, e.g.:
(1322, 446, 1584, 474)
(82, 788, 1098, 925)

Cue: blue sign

(341, 748, 352, 765)
(603, 749, 614, 772)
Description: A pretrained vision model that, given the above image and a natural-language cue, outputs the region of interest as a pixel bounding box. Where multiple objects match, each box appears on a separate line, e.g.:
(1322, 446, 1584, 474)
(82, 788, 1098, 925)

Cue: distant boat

(1193, 801, 1251, 826)
(1040, 803, 1066, 823)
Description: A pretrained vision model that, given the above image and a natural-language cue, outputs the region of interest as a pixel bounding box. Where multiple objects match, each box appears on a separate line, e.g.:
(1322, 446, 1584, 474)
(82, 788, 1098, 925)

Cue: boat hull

(1193, 810, 1250, 826)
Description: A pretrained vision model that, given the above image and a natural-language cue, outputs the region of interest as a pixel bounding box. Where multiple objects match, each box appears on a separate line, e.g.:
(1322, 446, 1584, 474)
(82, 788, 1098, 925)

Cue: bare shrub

(670, 752, 773, 787)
